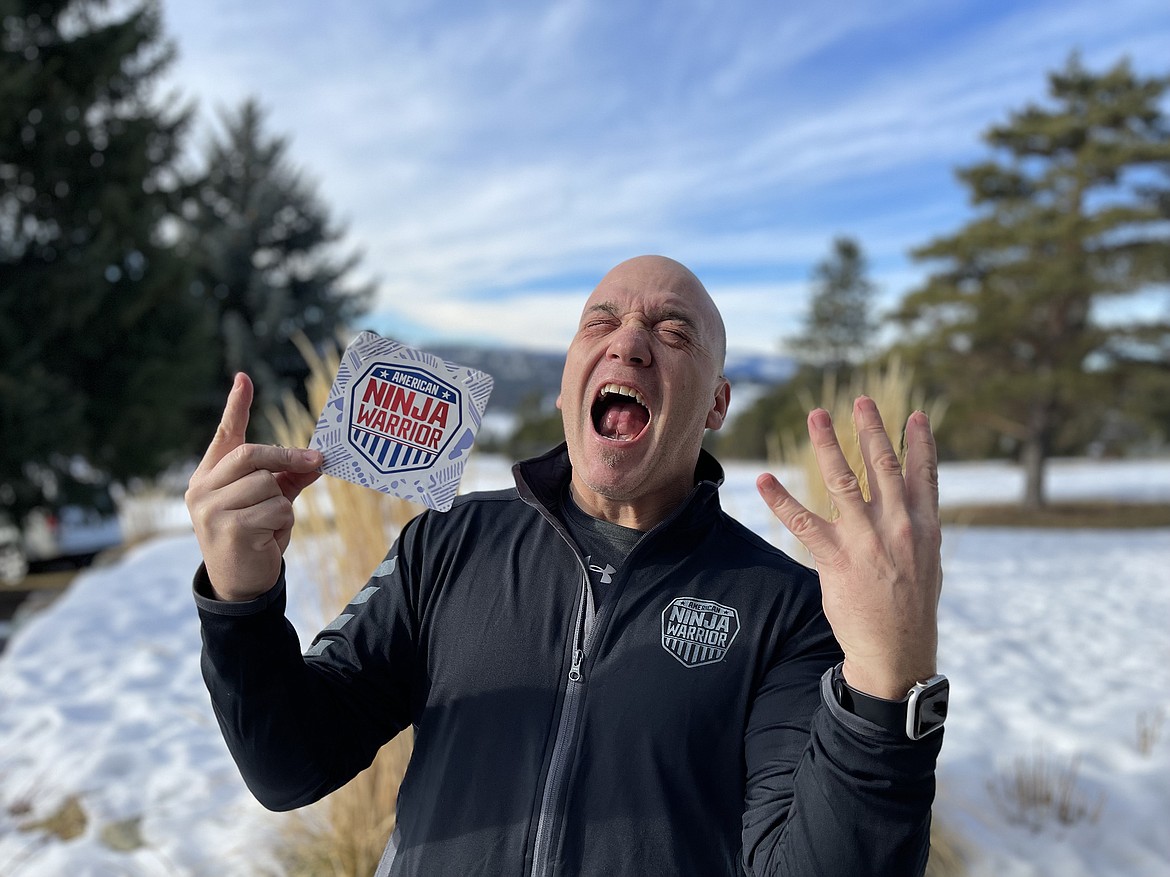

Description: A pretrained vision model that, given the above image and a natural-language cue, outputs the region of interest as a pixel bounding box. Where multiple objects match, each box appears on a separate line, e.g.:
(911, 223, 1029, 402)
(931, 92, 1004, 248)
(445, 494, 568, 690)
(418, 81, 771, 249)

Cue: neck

(567, 476, 690, 531)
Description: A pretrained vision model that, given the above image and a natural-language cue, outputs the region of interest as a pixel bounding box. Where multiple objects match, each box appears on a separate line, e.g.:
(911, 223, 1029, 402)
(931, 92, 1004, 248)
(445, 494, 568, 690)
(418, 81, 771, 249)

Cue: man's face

(557, 256, 730, 523)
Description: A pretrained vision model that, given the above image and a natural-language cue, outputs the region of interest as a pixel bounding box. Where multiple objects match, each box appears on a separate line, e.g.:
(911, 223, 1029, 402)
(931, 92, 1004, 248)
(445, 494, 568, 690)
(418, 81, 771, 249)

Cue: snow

(2, 455, 1169, 875)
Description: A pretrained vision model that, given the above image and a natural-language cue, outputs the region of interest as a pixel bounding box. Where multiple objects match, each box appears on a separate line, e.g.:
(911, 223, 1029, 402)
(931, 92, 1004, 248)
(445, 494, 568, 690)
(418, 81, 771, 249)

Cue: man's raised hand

(185, 373, 323, 601)
(756, 397, 942, 700)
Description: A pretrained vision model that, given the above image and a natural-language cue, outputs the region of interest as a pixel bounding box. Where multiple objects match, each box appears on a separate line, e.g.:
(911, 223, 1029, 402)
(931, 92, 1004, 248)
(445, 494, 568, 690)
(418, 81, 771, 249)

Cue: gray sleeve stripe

(352, 586, 380, 605)
(374, 827, 400, 877)
(304, 640, 332, 657)
(373, 556, 398, 578)
(323, 613, 355, 632)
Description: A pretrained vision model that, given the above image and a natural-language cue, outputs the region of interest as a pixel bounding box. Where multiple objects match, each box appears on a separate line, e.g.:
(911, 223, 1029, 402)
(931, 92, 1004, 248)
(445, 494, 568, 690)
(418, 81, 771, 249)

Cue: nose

(606, 322, 652, 366)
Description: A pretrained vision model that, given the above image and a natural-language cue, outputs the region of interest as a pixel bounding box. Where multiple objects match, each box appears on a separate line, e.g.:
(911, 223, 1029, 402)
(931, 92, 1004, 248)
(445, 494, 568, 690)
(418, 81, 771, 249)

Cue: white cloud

(158, 0, 1170, 354)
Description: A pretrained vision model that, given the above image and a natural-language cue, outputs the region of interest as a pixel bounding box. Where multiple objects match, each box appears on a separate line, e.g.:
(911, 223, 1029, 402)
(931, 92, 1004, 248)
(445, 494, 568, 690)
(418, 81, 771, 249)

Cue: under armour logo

(586, 556, 616, 584)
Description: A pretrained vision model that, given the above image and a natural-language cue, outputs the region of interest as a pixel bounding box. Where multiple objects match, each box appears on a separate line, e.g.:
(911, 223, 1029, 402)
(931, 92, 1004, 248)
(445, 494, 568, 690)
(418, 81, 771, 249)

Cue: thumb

(197, 373, 254, 474)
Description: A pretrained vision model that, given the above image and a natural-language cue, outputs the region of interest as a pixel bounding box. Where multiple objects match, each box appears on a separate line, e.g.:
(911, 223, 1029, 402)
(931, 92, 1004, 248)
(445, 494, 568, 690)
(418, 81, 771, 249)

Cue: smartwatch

(831, 663, 949, 740)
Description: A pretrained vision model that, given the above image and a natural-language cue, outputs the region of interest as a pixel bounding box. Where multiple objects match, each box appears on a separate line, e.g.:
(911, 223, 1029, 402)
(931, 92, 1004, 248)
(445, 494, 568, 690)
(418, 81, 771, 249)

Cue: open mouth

(591, 383, 651, 442)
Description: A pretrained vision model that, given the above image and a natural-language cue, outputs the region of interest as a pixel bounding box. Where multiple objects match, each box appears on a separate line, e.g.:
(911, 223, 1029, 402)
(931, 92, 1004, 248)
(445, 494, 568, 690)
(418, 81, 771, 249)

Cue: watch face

(909, 678, 949, 740)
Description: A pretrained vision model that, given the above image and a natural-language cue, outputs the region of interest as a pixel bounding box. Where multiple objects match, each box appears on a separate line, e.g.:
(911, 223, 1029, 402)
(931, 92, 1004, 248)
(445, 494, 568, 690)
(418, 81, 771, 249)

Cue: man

(187, 255, 945, 876)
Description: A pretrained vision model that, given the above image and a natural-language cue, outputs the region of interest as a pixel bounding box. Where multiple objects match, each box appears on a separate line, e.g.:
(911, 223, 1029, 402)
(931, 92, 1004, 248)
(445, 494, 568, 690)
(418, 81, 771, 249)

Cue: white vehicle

(22, 502, 122, 566)
(17, 473, 123, 567)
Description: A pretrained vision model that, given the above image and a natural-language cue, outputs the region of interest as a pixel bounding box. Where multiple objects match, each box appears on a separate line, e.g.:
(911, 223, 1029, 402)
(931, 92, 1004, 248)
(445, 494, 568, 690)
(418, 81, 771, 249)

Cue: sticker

(309, 332, 494, 512)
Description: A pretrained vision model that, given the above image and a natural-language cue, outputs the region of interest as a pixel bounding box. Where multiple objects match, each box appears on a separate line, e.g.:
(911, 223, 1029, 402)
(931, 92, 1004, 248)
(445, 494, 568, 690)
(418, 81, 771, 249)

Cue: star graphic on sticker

(377, 368, 391, 379)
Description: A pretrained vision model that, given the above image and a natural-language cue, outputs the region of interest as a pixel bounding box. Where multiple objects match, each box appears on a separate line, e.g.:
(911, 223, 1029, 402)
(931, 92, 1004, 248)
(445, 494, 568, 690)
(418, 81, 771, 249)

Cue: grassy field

(941, 501, 1170, 528)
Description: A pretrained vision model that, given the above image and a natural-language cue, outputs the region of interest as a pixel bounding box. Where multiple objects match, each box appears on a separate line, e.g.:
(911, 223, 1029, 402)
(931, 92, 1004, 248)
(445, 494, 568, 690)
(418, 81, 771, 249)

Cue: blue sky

(159, 0, 1170, 355)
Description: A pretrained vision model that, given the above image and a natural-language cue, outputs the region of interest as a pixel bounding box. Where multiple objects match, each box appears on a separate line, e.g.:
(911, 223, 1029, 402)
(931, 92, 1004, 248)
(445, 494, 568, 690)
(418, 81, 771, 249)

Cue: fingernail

(303, 450, 323, 465)
(810, 409, 831, 429)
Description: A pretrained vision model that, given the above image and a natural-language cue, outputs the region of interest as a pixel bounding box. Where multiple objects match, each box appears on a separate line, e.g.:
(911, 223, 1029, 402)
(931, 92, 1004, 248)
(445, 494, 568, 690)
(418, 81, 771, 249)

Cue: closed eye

(656, 324, 692, 344)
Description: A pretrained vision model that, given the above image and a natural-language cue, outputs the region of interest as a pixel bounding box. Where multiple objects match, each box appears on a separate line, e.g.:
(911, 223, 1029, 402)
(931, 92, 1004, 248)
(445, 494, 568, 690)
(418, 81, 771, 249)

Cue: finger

(217, 469, 283, 510)
(204, 443, 323, 491)
(237, 494, 296, 540)
(806, 409, 867, 511)
(196, 373, 254, 475)
(276, 468, 323, 503)
(756, 472, 835, 558)
(853, 396, 906, 510)
(904, 410, 940, 521)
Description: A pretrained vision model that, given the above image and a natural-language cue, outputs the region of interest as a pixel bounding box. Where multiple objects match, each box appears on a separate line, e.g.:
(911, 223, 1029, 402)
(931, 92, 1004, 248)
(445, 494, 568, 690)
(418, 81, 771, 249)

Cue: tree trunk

(1020, 436, 1047, 510)
(1020, 399, 1055, 509)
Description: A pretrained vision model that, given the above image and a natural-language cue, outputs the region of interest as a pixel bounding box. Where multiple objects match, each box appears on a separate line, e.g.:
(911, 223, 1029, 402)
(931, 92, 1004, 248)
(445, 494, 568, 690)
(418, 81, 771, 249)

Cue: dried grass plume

(267, 335, 417, 877)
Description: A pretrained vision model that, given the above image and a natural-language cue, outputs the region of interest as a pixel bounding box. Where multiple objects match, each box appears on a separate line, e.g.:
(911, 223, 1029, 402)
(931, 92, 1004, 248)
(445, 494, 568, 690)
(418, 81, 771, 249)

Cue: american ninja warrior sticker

(309, 332, 494, 512)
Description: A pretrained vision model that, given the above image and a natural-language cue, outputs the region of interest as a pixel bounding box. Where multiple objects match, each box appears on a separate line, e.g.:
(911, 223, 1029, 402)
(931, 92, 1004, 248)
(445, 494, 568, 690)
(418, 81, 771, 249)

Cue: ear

(705, 378, 731, 431)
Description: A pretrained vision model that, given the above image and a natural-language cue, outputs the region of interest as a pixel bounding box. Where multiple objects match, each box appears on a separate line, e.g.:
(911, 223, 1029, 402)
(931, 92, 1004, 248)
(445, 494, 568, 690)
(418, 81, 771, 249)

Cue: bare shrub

(268, 336, 418, 876)
(117, 482, 175, 545)
(1136, 707, 1165, 757)
(926, 817, 968, 877)
(99, 815, 145, 852)
(988, 747, 1105, 832)
(16, 793, 88, 841)
(0, 790, 89, 876)
(117, 464, 199, 545)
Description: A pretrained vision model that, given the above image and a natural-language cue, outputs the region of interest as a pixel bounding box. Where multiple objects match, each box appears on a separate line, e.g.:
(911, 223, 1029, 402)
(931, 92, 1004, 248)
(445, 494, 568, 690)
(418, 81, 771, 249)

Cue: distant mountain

(723, 352, 798, 385)
(427, 344, 565, 411)
(426, 343, 796, 413)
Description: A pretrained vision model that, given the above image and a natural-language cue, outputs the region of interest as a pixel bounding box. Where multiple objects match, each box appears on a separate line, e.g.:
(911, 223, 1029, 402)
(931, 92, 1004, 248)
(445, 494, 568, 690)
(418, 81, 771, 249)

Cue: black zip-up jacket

(197, 446, 941, 876)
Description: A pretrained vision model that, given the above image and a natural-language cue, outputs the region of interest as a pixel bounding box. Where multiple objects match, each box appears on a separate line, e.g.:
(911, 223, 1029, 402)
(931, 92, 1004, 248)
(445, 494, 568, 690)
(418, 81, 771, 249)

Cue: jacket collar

(512, 443, 725, 533)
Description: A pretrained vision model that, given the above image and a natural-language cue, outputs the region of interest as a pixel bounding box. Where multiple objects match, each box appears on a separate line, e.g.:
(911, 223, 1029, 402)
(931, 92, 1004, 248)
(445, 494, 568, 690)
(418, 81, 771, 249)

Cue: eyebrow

(587, 301, 698, 330)
(587, 302, 620, 319)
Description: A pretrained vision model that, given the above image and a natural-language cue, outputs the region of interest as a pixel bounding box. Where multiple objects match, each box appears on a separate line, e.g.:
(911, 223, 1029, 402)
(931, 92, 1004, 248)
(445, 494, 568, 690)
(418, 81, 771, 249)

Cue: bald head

(594, 255, 727, 373)
(558, 254, 733, 527)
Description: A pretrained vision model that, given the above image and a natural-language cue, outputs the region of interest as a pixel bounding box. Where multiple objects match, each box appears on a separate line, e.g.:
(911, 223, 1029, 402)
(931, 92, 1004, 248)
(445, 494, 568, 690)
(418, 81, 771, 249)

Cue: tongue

(599, 401, 649, 440)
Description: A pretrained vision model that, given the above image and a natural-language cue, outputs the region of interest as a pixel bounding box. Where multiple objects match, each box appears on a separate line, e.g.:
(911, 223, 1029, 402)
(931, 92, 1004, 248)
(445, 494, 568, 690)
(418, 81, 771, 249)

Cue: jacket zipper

(530, 556, 593, 877)
(515, 462, 709, 877)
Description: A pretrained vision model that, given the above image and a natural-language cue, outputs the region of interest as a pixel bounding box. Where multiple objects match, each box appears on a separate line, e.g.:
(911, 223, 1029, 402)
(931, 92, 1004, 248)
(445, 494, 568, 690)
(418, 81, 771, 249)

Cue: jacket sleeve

(740, 583, 942, 877)
(195, 517, 425, 811)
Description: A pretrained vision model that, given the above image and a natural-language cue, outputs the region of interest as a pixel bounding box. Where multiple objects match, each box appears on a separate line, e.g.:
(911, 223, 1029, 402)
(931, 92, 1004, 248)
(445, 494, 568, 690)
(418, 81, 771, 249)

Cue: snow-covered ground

(1, 455, 1168, 876)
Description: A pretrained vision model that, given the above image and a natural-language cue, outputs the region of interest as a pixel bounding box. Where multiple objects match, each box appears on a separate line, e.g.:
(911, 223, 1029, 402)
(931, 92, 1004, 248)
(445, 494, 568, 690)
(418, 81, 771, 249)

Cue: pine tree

(0, 0, 214, 513)
(505, 391, 565, 461)
(181, 99, 372, 423)
(892, 56, 1170, 507)
(716, 238, 878, 461)
(789, 236, 877, 373)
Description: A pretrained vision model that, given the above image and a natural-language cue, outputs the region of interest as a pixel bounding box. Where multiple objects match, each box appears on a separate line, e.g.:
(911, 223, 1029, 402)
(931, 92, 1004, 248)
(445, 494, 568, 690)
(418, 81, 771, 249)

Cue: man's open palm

(757, 397, 942, 699)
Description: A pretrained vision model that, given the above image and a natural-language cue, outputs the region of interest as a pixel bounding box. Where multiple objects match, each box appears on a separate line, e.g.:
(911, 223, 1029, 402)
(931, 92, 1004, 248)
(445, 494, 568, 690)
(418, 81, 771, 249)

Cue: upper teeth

(600, 384, 646, 407)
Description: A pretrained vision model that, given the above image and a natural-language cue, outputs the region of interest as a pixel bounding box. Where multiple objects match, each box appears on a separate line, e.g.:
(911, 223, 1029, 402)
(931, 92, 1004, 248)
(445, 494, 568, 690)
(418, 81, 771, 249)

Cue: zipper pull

(568, 648, 584, 683)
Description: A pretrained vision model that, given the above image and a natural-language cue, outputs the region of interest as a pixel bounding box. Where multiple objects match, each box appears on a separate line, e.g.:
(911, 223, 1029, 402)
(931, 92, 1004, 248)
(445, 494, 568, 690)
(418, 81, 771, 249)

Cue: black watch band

(831, 662, 949, 740)
(832, 668, 905, 732)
